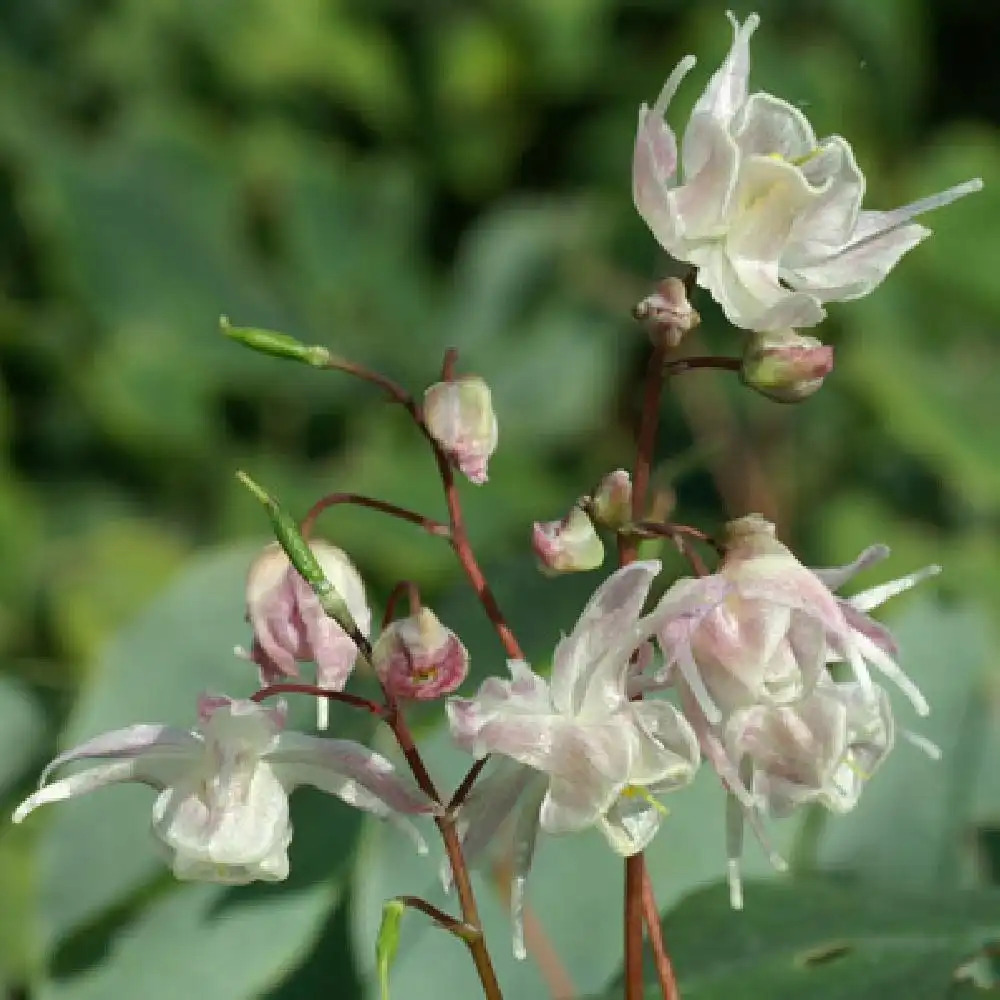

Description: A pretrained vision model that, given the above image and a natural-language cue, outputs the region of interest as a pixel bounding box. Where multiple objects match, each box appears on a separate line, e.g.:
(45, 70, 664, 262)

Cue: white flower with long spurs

(633, 11, 982, 332)
(14, 695, 434, 884)
(447, 561, 704, 957)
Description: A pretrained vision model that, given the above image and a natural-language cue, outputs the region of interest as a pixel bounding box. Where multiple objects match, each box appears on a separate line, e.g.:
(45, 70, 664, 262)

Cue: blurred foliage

(0, 0, 996, 997)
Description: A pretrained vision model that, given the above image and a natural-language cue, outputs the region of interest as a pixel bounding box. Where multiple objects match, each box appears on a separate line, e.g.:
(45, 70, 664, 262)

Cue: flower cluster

(448, 515, 938, 944)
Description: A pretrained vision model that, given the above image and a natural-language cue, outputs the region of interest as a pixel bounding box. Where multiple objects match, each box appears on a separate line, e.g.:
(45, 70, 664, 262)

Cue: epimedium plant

(12, 12, 986, 1000)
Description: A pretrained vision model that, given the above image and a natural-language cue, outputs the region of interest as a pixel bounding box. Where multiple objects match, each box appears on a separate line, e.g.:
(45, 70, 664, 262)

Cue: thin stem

(300, 491, 449, 540)
(449, 756, 489, 812)
(620, 341, 671, 565)
(642, 867, 679, 1000)
(624, 855, 645, 1000)
(663, 355, 741, 377)
(395, 896, 476, 943)
(382, 579, 423, 629)
(250, 682, 385, 716)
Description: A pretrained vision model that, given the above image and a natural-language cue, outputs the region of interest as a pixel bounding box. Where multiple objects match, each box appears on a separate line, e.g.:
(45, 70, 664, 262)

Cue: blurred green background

(0, 0, 997, 997)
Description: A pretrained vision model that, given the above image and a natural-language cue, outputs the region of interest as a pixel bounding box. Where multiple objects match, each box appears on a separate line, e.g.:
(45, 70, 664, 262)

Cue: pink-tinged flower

(243, 540, 371, 729)
(633, 12, 982, 332)
(372, 607, 469, 700)
(447, 562, 704, 956)
(532, 506, 605, 575)
(424, 376, 498, 485)
(722, 677, 898, 908)
(591, 470, 633, 531)
(657, 515, 931, 733)
(13, 695, 434, 884)
(740, 329, 834, 403)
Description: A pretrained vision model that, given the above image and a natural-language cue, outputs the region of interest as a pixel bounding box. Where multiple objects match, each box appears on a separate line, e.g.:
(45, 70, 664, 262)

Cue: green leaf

(600, 878, 1000, 999)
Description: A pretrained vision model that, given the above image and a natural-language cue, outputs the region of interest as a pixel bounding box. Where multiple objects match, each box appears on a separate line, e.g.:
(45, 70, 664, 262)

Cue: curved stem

(250, 682, 385, 716)
(382, 580, 423, 629)
(300, 492, 449, 540)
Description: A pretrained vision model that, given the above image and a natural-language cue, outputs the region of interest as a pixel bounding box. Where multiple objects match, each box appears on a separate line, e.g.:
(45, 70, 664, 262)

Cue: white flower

(424, 376, 498, 485)
(13, 695, 434, 884)
(447, 561, 703, 957)
(633, 11, 982, 332)
(722, 676, 897, 908)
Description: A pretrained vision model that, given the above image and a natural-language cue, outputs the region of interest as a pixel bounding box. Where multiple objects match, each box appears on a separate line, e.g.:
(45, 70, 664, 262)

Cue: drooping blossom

(447, 561, 704, 957)
(13, 695, 434, 884)
(243, 540, 371, 728)
(532, 505, 605, 575)
(740, 329, 834, 403)
(633, 12, 982, 332)
(372, 607, 469, 700)
(424, 375, 498, 485)
(653, 514, 939, 907)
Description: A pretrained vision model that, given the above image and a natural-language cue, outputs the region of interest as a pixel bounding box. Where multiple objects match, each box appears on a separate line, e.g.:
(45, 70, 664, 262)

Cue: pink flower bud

(632, 277, 700, 348)
(532, 506, 605, 575)
(740, 330, 834, 403)
(244, 540, 371, 727)
(591, 469, 632, 530)
(372, 608, 469, 700)
(424, 376, 498, 485)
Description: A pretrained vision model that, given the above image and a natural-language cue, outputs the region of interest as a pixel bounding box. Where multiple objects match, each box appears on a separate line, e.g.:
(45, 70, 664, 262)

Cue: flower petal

(691, 12, 760, 125)
(849, 564, 940, 613)
(629, 700, 700, 787)
(550, 560, 661, 718)
(510, 781, 546, 960)
(14, 759, 167, 824)
(733, 92, 816, 161)
(596, 792, 665, 856)
(269, 733, 435, 814)
(810, 543, 890, 591)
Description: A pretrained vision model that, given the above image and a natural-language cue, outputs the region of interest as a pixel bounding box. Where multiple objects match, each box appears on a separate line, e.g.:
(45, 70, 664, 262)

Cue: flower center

(622, 784, 669, 815)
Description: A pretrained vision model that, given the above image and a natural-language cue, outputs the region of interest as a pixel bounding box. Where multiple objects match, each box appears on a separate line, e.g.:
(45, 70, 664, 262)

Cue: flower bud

(632, 277, 700, 348)
(424, 376, 498, 485)
(591, 469, 632, 530)
(221, 317, 332, 368)
(740, 330, 833, 403)
(532, 506, 604, 575)
(372, 608, 469, 700)
(244, 540, 371, 728)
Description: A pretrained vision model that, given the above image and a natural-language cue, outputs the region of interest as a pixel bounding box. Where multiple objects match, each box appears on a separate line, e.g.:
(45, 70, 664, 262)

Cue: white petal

(783, 222, 929, 301)
(810, 544, 890, 591)
(270, 733, 433, 813)
(849, 564, 940, 613)
(675, 115, 741, 235)
(852, 631, 929, 716)
(629, 701, 700, 788)
(152, 763, 290, 869)
(14, 760, 157, 824)
(691, 12, 760, 124)
(596, 793, 664, 856)
(733, 92, 817, 161)
(509, 783, 546, 960)
(550, 560, 661, 718)
(633, 107, 683, 250)
(37, 725, 200, 787)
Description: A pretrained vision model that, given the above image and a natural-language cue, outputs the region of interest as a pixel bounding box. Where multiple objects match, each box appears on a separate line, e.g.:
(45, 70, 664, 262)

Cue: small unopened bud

(591, 470, 632, 530)
(632, 277, 700, 348)
(372, 608, 469, 700)
(740, 330, 833, 403)
(424, 376, 498, 485)
(532, 506, 605, 575)
(221, 317, 332, 367)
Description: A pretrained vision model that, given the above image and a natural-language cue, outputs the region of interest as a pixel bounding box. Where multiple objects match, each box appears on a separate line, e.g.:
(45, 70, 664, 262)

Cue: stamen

(853, 631, 929, 716)
(623, 785, 669, 816)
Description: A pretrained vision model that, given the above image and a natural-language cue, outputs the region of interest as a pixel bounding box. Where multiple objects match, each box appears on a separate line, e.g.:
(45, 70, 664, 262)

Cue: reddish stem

(663, 355, 741, 377)
(382, 579, 423, 629)
(624, 855, 646, 1000)
(300, 491, 449, 540)
(395, 895, 475, 943)
(441, 347, 458, 381)
(250, 682, 385, 716)
(643, 867, 679, 1000)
